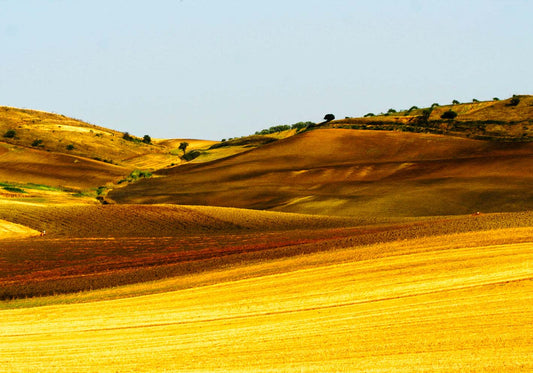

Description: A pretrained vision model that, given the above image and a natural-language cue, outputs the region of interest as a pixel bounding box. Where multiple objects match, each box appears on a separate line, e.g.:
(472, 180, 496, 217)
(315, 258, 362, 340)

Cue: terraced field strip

(1, 235, 531, 372)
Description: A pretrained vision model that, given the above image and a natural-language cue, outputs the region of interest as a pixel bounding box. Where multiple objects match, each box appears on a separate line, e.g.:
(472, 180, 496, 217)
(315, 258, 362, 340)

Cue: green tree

(323, 113, 335, 122)
(142, 135, 151, 144)
(452, 100, 460, 105)
(178, 142, 189, 154)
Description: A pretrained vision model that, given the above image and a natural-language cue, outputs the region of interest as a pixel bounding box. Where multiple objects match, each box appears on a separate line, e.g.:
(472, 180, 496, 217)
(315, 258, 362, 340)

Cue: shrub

(419, 108, 433, 123)
(364, 113, 375, 117)
(472, 98, 479, 103)
(66, 144, 75, 151)
(122, 132, 132, 141)
(509, 96, 520, 106)
(493, 97, 500, 101)
(408, 106, 418, 111)
(2, 186, 25, 193)
(452, 100, 460, 105)
(387, 108, 397, 114)
(291, 121, 314, 130)
(441, 110, 458, 119)
(182, 150, 201, 161)
(3, 129, 16, 138)
(431, 103, 440, 108)
(142, 135, 151, 144)
(31, 139, 43, 147)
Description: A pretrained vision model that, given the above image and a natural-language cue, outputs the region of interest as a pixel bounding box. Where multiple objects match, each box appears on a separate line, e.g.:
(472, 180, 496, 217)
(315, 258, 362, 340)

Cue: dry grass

(1, 227, 531, 371)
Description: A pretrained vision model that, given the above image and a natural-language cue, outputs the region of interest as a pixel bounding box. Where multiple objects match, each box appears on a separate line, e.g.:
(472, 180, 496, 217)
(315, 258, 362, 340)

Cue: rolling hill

(109, 129, 533, 217)
(1, 100, 532, 372)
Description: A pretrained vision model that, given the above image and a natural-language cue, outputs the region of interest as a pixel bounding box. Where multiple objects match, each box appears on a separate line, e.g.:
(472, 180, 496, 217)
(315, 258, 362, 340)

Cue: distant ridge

(329, 95, 533, 141)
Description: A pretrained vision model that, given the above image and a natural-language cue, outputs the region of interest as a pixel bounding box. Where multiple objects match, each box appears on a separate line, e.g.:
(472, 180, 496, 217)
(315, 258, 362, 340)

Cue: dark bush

(66, 144, 75, 150)
(441, 110, 458, 119)
(3, 129, 16, 138)
(452, 100, 460, 105)
(182, 150, 201, 161)
(31, 139, 43, 147)
(142, 135, 151, 144)
(364, 113, 375, 117)
(509, 96, 520, 106)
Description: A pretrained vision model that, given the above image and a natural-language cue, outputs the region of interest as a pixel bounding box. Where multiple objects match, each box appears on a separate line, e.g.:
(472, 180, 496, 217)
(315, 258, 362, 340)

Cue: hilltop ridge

(329, 95, 533, 141)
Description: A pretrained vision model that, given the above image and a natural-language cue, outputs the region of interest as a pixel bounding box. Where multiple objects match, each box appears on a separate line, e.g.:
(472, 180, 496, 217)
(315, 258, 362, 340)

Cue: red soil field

(2, 211, 532, 299)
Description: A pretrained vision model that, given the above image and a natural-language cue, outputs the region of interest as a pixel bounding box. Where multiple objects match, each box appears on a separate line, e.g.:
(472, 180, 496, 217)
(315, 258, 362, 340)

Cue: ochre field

(1, 104, 533, 371)
(1, 227, 532, 372)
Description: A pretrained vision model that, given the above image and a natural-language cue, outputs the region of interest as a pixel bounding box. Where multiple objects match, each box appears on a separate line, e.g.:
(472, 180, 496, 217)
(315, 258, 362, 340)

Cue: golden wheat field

(1, 227, 532, 372)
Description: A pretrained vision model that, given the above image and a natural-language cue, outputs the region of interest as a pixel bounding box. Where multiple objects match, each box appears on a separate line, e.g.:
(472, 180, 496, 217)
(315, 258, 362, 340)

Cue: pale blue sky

(1, 0, 532, 140)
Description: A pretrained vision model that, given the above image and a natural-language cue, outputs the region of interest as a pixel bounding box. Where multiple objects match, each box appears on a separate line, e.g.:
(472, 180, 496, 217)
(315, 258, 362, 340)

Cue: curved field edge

(2, 225, 532, 309)
(1, 211, 533, 300)
(1, 229, 531, 371)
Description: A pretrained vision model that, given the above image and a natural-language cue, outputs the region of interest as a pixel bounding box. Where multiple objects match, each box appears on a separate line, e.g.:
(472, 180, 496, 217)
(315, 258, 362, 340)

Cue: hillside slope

(333, 95, 533, 141)
(0, 106, 192, 171)
(109, 129, 533, 217)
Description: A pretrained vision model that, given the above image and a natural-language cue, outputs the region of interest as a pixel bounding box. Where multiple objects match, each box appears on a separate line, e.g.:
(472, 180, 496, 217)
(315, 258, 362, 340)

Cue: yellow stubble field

(1, 228, 532, 372)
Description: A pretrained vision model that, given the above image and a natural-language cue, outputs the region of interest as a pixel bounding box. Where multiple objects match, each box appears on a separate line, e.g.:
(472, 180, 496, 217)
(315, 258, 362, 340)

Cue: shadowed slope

(109, 129, 533, 217)
(0, 143, 128, 190)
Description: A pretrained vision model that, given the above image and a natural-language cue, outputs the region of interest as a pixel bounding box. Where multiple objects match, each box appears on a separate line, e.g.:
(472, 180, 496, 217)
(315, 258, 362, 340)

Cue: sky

(1, 0, 532, 140)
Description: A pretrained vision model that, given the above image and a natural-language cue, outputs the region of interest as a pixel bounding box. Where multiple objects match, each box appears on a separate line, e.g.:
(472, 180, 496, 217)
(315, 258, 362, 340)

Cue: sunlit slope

(0, 219, 38, 239)
(109, 129, 533, 217)
(2, 229, 531, 372)
(0, 106, 189, 170)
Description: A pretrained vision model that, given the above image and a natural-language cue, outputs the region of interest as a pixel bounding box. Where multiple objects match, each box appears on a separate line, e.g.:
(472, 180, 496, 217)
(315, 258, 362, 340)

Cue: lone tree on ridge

(179, 142, 189, 154)
(323, 113, 335, 122)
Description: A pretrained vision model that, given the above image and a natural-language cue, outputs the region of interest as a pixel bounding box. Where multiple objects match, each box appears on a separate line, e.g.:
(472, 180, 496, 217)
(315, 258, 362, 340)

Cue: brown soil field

(109, 129, 533, 217)
(1, 208, 532, 299)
